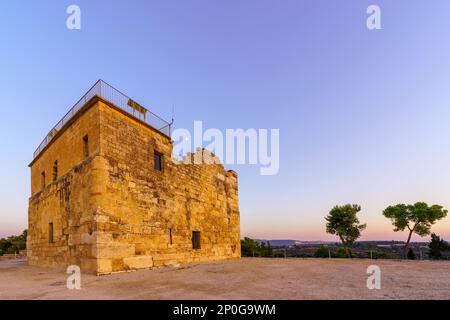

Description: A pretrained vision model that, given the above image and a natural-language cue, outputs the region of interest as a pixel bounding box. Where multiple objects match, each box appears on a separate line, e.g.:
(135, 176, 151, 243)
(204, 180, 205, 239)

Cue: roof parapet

(33, 80, 171, 160)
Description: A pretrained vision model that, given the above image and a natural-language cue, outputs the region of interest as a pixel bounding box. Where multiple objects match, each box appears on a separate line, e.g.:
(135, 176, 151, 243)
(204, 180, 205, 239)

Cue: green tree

(325, 204, 366, 258)
(0, 238, 11, 256)
(428, 233, 449, 260)
(0, 230, 28, 256)
(407, 248, 416, 260)
(241, 237, 258, 257)
(240, 238, 274, 257)
(383, 202, 447, 257)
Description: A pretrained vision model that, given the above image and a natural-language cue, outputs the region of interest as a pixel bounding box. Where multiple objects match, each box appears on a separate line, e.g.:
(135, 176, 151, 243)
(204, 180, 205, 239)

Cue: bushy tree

(241, 237, 258, 257)
(0, 230, 27, 255)
(407, 248, 416, 260)
(240, 238, 273, 257)
(314, 246, 330, 258)
(383, 202, 447, 257)
(325, 204, 366, 258)
(368, 251, 392, 259)
(428, 233, 449, 260)
(336, 247, 350, 258)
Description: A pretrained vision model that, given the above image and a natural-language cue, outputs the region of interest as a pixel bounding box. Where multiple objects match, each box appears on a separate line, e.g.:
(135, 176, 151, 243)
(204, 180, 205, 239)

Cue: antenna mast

(170, 104, 175, 125)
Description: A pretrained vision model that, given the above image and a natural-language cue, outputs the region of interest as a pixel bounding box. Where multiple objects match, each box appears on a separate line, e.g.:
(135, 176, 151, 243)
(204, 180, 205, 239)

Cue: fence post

(328, 249, 331, 259)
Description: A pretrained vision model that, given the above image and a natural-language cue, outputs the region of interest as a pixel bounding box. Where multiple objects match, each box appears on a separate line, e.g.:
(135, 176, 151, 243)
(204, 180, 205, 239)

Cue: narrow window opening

(192, 231, 201, 250)
(83, 135, 89, 158)
(154, 151, 163, 171)
(169, 228, 173, 245)
(53, 160, 58, 181)
(41, 171, 46, 189)
(49, 222, 54, 243)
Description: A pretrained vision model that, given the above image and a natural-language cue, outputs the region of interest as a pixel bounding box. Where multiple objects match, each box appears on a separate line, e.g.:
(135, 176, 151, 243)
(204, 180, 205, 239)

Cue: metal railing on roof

(33, 80, 172, 159)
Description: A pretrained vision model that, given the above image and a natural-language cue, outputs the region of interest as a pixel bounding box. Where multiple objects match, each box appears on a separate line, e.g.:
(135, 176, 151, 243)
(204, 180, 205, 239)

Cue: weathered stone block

(123, 255, 153, 270)
(92, 243, 135, 259)
(97, 258, 113, 274)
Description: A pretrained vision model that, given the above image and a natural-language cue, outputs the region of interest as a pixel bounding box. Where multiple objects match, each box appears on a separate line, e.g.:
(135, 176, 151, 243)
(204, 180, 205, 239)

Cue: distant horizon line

(244, 238, 432, 244)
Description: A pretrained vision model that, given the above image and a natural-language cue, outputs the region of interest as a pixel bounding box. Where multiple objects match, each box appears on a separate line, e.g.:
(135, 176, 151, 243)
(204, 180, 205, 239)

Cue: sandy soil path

(0, 257, 449, 299)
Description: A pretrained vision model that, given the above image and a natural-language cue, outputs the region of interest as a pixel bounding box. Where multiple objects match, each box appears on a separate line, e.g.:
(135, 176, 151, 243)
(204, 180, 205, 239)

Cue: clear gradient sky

(1, 1, 450, 241)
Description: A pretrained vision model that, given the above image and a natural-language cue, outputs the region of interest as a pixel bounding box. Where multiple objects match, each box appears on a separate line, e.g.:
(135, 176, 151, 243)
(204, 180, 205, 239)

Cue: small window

(83, 135, 89, 158)
(49, 222, 54, 243)
(53, 160, 58, 181)
(192, 231, 201, 250)
(154, 151, 163, 171)
(41, 171, 46, 189)
(169, 228, 173, 245)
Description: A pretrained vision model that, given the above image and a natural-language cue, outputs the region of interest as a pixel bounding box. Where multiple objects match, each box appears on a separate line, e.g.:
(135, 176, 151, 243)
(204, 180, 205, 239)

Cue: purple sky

(1, 1, 450, 241)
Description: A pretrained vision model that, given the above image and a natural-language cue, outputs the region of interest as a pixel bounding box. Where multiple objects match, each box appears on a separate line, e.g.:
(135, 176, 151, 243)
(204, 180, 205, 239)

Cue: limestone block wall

(28, 102, 101, 272)
(95, 102, 240, 274)
(27, 156, 100, 271)
(30, 105, 100, 195)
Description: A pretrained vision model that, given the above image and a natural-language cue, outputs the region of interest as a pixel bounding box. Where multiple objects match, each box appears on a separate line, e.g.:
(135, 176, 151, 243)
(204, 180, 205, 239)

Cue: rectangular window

(49, 222, 54, 243)
(41, 171, 46, 189)
(83, 135, 89, 158)
(53, 160, 58, 181)
(154, 151, 163, 171)
(192, 231, 201, 250)
(169, 228, 173, 245)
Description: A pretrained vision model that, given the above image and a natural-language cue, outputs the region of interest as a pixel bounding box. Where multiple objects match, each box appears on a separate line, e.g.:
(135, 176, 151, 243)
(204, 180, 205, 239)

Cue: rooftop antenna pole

(172, 104, 175, 123)
(169, 104, 175, 137)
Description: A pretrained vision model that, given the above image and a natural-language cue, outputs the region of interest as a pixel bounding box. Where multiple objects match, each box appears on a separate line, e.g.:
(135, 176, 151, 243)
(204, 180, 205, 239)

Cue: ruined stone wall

(95, 102, 240, 274)
(28, 99, 240, 274)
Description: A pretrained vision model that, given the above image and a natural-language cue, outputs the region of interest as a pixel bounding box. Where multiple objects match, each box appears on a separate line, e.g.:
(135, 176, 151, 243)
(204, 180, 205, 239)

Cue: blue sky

(1, 1, 450, 241)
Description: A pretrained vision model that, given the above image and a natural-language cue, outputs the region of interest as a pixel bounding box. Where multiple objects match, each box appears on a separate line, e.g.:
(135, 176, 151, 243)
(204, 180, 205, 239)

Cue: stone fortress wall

(28, 97, 240, 274)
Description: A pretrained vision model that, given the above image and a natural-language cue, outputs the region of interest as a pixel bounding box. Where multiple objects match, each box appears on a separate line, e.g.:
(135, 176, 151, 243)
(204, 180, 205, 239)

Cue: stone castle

(27, 80, 240, 274)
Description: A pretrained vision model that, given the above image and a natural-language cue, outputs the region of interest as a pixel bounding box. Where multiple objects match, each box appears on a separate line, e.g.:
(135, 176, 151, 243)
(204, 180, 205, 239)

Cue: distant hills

(254, 239, 426, 247)
(256, 240, 332, 247)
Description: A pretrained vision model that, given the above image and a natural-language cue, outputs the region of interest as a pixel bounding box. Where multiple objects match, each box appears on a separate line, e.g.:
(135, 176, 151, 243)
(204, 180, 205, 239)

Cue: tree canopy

(0, 230, 27, 255)
(383, 202, 447, 257)
(240, 237, 273, 257)
(428, 233, 449, 260)
(325, 204, 366, 257)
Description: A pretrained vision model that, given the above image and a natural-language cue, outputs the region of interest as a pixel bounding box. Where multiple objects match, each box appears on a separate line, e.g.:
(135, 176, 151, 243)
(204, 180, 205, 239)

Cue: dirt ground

(0, 257, 449, 300)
